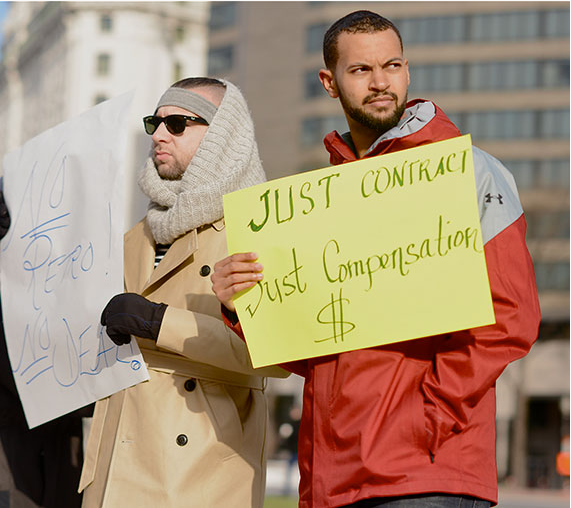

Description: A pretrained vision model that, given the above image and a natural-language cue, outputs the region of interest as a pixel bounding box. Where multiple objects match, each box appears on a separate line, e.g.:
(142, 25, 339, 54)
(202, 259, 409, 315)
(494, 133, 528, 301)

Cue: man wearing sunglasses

(79, 77, 289, 508)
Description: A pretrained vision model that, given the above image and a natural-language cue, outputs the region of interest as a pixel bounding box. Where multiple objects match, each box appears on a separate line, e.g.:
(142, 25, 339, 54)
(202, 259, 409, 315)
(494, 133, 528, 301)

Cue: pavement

(496, 486, 569, 508)
(266, 459, 570, 507)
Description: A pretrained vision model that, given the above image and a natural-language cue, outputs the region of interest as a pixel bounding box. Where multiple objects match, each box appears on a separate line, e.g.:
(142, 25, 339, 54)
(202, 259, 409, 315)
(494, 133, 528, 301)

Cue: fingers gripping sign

(211, 252, 264, 312)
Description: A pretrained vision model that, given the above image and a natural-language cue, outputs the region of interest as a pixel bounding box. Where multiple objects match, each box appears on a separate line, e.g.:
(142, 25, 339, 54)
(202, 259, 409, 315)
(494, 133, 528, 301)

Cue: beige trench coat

(79, 219, 288, 508)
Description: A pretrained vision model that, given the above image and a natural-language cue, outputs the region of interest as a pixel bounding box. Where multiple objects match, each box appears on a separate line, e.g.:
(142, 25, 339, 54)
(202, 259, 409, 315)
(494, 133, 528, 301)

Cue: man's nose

(369, 68, 389, 92)
(151, 122, 170, 143)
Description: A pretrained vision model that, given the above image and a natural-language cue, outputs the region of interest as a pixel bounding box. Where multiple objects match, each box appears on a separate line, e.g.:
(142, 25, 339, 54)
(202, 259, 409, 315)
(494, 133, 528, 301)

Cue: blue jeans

(343, 494, 491, 508)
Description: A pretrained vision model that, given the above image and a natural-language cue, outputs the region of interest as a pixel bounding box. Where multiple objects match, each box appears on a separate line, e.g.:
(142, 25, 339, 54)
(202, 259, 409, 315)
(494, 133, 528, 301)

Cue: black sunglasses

(143, 114, 209, 135)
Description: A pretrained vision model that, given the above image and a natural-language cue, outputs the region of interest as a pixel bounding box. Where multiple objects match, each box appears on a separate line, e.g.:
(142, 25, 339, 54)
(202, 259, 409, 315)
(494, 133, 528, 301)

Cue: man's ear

(318, 68, 338, 99)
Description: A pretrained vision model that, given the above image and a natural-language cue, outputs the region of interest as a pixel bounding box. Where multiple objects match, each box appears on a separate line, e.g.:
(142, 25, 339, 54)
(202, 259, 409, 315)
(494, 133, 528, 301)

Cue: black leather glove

(101, 293, 168, 346)
(0, 191, 10, 240)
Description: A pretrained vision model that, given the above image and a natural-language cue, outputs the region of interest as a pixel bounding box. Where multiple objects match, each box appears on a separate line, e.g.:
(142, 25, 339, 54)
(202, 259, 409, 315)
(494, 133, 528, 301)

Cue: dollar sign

(315, 287, 355, 344)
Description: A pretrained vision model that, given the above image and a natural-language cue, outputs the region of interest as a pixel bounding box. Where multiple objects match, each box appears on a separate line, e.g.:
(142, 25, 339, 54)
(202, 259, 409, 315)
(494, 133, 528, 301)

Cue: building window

(526, 211, 569, 240)
(504, 159, 570, 190)
(96, 53, 111, 76)
(396, 8, 568, 45)
(469, 61, 538, 90)
(100, 13, 112, 32)
(504, 160, 535, 189)
(410, 63, 463, 92)
(471, 11, 540, 41)
(208, 46, 234, 75)
(306, 23, 328, 53)
(209, 2, 236, 31)
(544, 9, 571, 38)
(534, 262, 570, 291)
(542, 60, 570, 87)
(94, 94, 108, 105)
(469, 60, 556, 90)
(304, 69, 326, 99)
(463, 110, 534, 140)
(539, 109, 570, 139)
(410, 59, 569, 93)
(452, 109, 569, 140)
(536, 159, 570, 188)
(301, 116, 347, 147)
(398, 15, 466, 45)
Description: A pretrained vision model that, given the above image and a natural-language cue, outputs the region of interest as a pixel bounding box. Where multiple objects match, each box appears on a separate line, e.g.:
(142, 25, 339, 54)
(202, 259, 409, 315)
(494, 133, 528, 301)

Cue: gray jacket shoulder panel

(473, 146, 523, 245)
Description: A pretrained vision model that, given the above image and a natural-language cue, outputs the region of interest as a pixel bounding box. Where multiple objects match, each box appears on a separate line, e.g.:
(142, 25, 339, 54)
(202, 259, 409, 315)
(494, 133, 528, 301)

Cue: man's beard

(340, 90, 408, 137)
(153, 157, 186, 181)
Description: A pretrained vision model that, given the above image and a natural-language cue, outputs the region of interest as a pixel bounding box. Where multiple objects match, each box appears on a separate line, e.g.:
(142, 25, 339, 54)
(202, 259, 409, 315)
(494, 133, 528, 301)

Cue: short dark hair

(323, 10, 403, 70)
(170, 77, 227, 91)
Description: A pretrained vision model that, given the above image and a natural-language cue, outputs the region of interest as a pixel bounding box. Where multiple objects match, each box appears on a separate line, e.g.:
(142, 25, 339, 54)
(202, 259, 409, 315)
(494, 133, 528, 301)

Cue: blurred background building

(0, 1, 209, 228)
(0, 0, 568, 493)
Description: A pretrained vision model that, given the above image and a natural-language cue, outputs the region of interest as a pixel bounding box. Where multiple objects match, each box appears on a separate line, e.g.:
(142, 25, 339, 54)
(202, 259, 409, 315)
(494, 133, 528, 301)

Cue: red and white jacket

(225, 99, 540, 507)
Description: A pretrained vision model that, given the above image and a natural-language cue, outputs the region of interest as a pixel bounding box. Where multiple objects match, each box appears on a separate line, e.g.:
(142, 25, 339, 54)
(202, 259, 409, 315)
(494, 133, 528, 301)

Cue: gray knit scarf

(138, 80, 266, 244)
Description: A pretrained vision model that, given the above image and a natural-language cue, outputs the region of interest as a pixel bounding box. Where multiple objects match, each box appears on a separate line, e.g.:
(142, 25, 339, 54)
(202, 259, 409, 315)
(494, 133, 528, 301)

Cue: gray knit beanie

(138, 80, 266, 244)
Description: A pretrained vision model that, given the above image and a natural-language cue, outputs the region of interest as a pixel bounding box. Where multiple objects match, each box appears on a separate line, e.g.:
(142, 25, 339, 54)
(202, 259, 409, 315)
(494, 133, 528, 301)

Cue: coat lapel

(141, 228, 198, 295)
(124, 218, 225, 295)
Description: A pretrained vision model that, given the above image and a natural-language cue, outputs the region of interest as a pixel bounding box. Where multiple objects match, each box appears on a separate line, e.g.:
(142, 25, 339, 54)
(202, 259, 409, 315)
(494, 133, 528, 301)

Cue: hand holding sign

(211, 252, 264, 312)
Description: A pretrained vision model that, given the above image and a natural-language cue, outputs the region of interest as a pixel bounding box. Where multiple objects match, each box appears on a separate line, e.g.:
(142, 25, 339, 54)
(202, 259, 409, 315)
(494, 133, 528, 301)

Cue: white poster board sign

(0, 92, 149, 428)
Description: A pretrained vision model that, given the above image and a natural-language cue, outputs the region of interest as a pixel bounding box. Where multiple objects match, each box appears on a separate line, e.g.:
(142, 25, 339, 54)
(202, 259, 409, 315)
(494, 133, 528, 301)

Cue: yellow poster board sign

(223, 135, 495, 367)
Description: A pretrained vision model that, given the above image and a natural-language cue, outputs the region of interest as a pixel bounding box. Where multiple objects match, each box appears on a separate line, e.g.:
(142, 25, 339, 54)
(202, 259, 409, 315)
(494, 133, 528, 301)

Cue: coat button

(199, 265, 211, 277)
(176, 434, 188, 446)
(184, 379, 196, 392)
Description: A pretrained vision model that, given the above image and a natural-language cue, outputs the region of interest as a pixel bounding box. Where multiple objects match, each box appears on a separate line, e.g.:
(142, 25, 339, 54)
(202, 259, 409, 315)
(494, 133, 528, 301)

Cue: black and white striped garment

(154, 244, 170, 268)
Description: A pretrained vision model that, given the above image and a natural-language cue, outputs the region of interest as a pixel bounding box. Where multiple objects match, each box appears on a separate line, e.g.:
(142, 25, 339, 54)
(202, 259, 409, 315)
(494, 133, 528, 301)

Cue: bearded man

(212, 11, 540, 508)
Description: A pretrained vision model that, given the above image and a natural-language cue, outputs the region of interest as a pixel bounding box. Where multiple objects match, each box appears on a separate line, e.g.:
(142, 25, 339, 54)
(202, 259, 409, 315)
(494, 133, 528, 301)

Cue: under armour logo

(485, 193, 503, 204)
